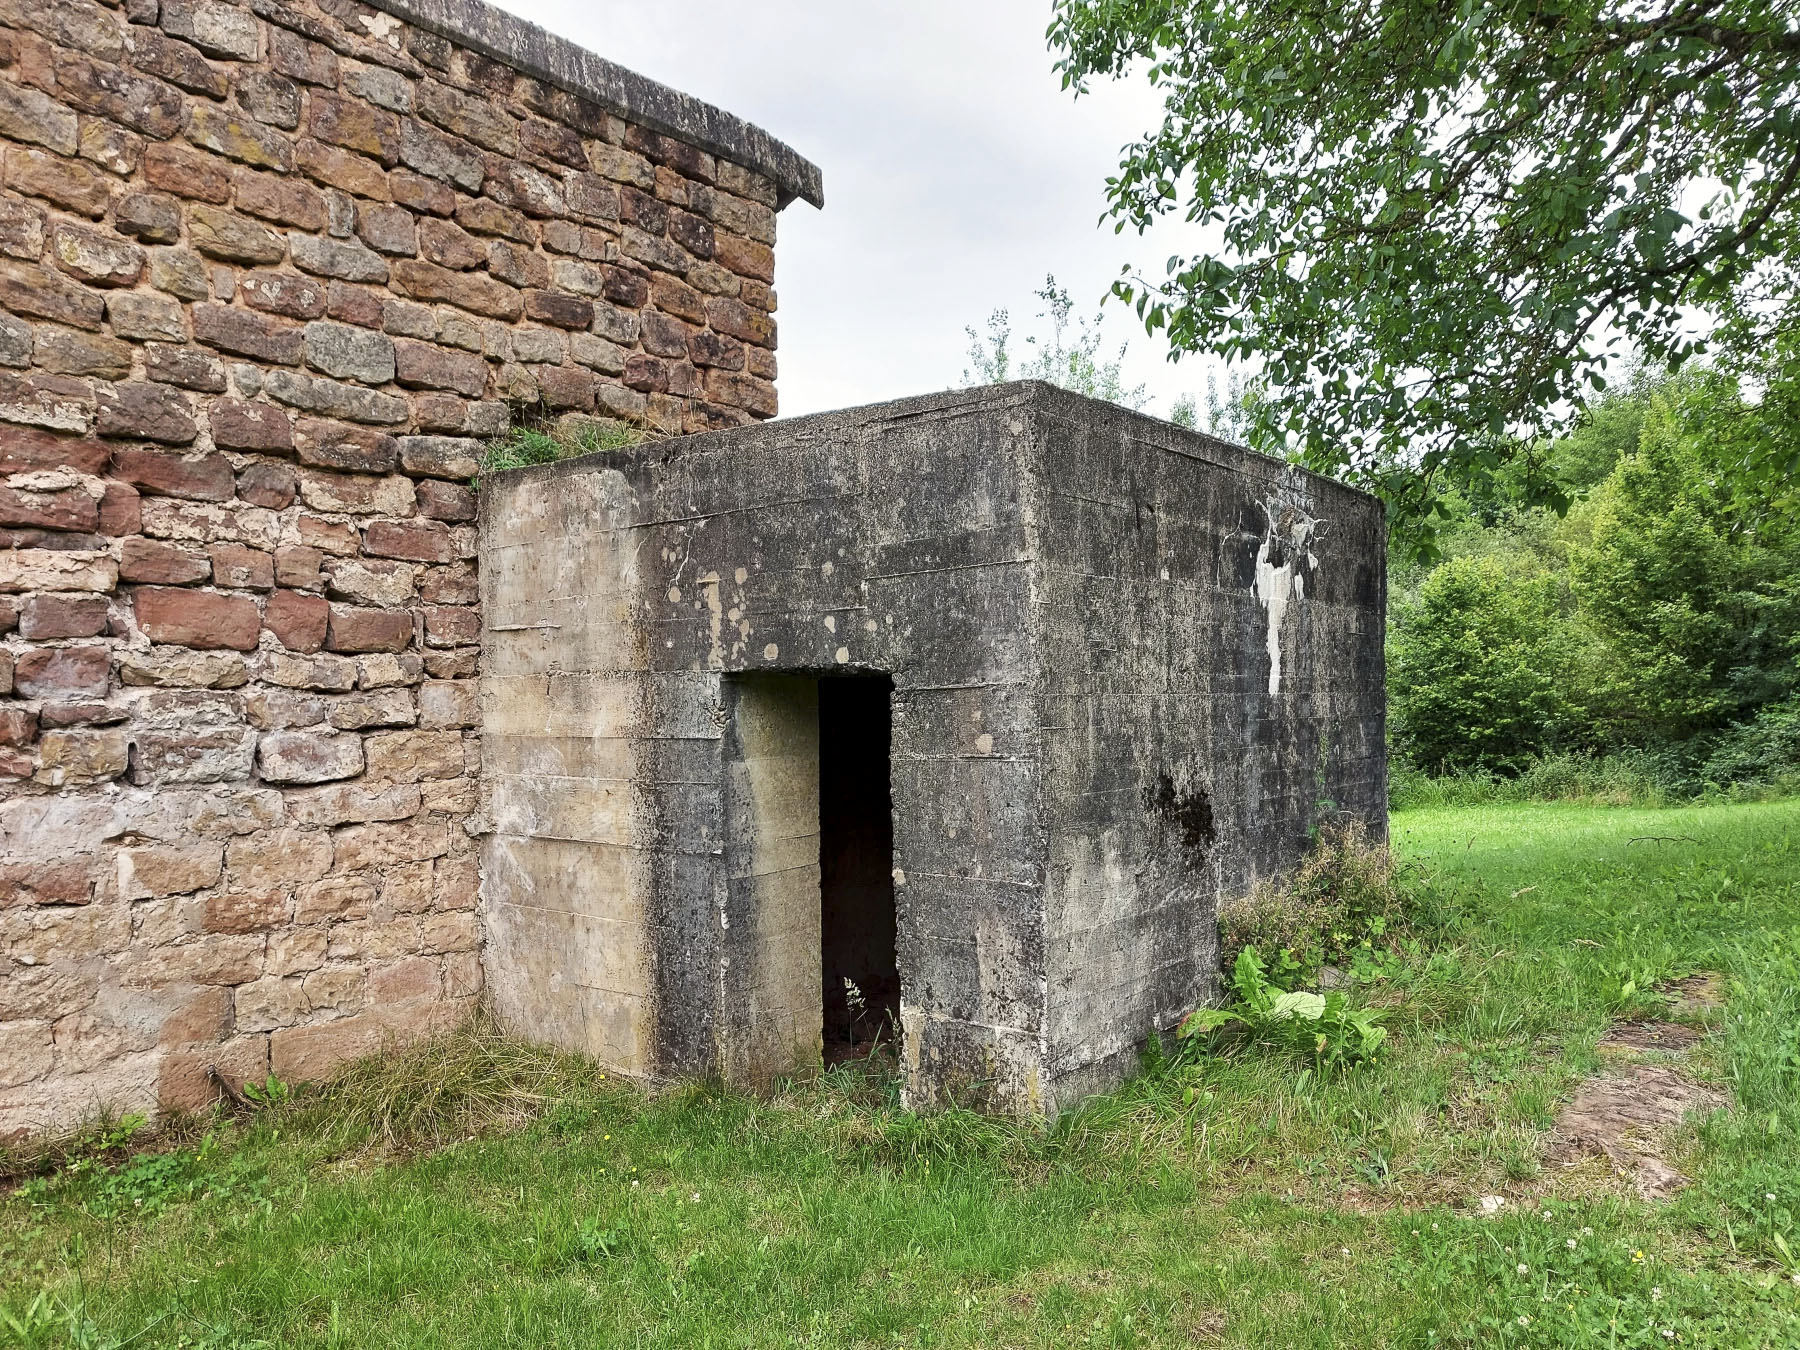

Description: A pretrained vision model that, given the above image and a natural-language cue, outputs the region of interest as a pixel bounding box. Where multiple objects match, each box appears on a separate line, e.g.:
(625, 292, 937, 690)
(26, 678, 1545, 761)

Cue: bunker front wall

(479, 384, 1388, 1116)
(480, 389, 1049, 1107)
(1028, 392, 1387, 1106)
(0, 0, 810, 1139)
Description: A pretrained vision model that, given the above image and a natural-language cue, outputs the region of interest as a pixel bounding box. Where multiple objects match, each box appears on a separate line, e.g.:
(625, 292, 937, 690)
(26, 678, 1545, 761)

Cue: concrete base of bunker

(478, 383, 1387, 1115)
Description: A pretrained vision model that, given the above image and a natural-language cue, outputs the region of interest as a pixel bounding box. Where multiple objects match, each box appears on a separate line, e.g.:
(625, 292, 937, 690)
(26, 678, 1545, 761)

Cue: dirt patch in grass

(1546, 979, 1729, 1201)
(1658, 971, 1727, 1017)
(1597, 1020, 1703, 1052)
(1545, 1065, 1727, 1200)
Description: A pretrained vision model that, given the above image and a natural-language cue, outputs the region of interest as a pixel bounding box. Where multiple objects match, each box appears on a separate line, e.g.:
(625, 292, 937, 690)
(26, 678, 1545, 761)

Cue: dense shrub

(1701, 697, 1800, 789)
(1388, 365, 1800, 796)
(1576, 381, 1800, 747)
(1389, 556, 1582, 773)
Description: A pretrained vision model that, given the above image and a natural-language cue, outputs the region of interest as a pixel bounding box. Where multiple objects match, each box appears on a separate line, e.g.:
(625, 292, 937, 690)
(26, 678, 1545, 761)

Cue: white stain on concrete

(1252, 494, 1323, 696)
(698, 572, 723, 669)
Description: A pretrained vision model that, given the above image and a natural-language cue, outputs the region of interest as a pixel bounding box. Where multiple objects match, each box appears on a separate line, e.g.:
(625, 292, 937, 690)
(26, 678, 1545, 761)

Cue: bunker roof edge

(362, 0, 824, 209)
(492, 382, 1382, 512)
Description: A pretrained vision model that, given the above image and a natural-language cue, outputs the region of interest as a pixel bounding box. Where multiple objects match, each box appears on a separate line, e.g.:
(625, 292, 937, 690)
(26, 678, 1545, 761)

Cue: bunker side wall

(0, 0, 794, 1138)
(1028, 392, 1387, 1109)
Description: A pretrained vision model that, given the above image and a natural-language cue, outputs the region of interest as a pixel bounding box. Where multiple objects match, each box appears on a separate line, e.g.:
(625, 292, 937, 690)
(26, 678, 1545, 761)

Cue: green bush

(1702, 697, 1800, 789)
(1575, 381, 1800, 748)
(1388, 555, 1584, 774)
(1387, 365, 1800, 795)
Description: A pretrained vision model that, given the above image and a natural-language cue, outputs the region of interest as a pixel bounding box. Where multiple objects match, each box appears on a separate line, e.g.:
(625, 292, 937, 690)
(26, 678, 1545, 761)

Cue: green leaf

(1269, 991, 1328, 1021)
(1177, 1007, 1240, 1038)
(1046, 0, 1800, 547)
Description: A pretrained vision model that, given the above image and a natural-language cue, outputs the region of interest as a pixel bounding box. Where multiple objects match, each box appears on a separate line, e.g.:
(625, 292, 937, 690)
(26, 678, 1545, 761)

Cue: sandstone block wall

(0, 0, 814, 1138)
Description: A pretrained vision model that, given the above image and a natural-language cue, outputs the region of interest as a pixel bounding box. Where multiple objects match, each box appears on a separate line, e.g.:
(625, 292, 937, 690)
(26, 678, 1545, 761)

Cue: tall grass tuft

(476, 416, 648, 485)
(1390, 748, 1800, 811)
(288, 1011, 608, 1152)
(1390, 751, 1672, 810)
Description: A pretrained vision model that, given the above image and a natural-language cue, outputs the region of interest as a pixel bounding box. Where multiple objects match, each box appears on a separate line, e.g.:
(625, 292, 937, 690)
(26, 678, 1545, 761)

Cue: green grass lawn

(6, 800, 1800, 1348)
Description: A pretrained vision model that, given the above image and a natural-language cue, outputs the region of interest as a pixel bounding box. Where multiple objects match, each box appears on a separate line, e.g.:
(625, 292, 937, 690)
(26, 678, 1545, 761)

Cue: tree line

(1388, 367, 1799, 793)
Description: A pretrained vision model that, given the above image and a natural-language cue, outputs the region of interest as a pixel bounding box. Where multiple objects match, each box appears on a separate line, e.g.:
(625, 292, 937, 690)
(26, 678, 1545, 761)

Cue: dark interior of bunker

(819, 675, 900, 1056)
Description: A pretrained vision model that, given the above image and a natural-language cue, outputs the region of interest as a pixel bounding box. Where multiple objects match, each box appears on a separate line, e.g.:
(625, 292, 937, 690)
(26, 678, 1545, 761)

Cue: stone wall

(0, 0, 816, 1138)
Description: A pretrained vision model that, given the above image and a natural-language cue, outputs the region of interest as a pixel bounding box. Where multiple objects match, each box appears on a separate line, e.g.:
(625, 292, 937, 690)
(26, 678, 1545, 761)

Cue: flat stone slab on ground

(1546, 1064, 1726, 1200)
(1597, 1020, 1702, 1052)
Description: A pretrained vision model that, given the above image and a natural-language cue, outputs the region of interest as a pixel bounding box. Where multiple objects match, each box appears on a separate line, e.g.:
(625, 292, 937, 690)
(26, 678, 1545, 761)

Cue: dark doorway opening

(819, 675, 899, 1058)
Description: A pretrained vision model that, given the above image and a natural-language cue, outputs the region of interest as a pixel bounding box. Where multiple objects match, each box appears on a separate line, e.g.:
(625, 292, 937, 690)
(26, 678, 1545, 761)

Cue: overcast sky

(500, 0, 1214, 421)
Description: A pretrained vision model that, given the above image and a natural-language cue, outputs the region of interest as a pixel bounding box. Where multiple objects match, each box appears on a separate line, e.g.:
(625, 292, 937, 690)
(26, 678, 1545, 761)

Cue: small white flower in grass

(1767, 1192, 1778, 1202)
(1651, 1287, 1663, 1301)
(1340, 1247, 1350, 1257)
(1567, 1238, 1578, 1249)
(1517, 1315, 1531, 1327)
(1542, 1209, 1553, 1219)
(1517, 1263, 1529, 1276)
(691, 1192, 701, 1203)
(1431, 1223, 1439, 1231)
(1411, 1230, 1421, 1237)
(1662, 1331, 1674, 1340)
(1582, 1226, 1594, 1237)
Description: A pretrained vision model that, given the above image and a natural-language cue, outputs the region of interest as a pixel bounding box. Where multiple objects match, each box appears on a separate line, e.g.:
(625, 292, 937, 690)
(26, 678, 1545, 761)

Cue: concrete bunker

(479, 382, 1388, 1115)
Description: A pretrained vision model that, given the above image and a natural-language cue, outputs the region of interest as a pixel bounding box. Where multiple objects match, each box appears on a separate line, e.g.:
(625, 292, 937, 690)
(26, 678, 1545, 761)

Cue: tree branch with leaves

(1048, 0, 1800, 549)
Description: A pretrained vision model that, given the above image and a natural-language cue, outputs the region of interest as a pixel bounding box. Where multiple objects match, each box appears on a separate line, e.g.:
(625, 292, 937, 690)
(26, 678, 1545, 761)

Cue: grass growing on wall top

(6, 800, 1800, 1346)
(476, 417, 648, 484)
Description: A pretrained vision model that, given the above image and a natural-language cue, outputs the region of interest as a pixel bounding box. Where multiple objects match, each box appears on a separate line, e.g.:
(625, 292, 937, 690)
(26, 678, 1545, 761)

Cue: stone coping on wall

(363, 0, 824, 210)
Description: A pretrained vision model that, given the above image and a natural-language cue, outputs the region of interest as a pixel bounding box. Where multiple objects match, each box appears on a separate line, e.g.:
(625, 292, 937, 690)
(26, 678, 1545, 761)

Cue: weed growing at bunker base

(1177, 947, 1390, 1070)
(1217, 820, 1439, 985)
